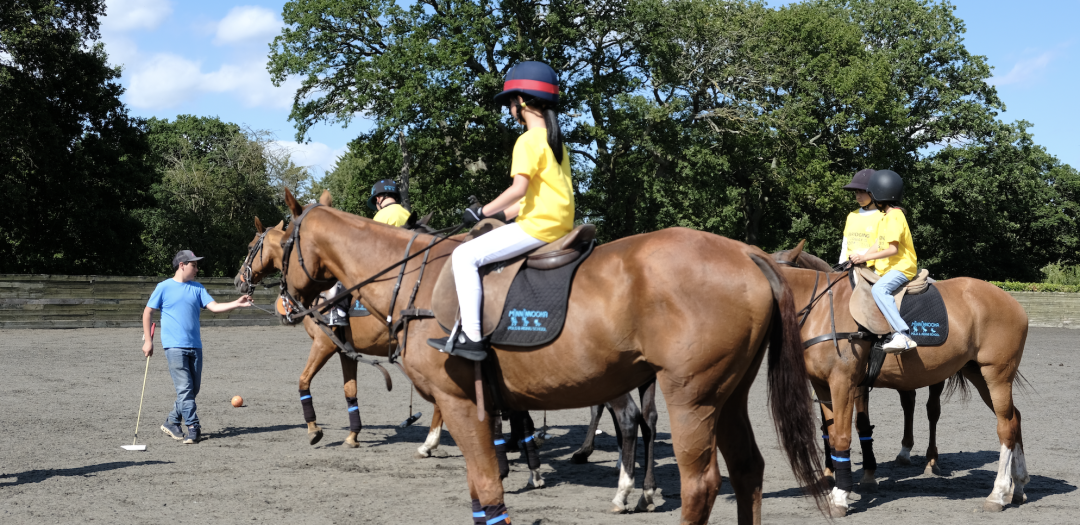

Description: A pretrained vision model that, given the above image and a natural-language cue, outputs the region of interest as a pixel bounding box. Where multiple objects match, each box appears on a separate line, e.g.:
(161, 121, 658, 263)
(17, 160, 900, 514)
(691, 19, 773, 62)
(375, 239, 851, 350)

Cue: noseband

(238, 228, 271, 294)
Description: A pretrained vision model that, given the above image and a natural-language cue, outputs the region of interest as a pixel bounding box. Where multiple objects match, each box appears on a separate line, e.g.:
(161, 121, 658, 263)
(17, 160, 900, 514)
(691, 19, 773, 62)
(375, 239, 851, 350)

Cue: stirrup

(427, 322, 487, 361)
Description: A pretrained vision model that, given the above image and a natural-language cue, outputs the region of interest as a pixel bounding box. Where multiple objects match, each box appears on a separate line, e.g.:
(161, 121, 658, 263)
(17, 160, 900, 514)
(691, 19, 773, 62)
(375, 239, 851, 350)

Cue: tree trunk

(397, 130, 411, 211)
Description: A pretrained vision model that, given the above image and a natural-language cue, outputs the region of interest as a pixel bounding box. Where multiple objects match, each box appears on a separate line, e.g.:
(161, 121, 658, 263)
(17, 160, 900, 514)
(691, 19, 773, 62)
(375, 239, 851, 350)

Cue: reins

(783, 256, 871, 351)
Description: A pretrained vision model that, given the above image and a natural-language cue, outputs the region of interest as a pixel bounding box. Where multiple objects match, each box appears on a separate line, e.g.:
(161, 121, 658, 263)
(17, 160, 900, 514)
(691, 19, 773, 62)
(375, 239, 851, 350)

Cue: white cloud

(125, 55, 299, 110)
(101, 0, 173, 32)
(273, 141, 349, 174)
(990, 51, 1055, 86)
(214, 6, 281, 45)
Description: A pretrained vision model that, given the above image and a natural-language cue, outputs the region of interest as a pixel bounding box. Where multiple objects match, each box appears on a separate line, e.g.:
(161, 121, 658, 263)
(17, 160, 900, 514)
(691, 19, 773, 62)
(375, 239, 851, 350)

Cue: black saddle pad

(490, 241, 595, 347)
(899, 284, 948, 346)
(348, 298, 371, 317)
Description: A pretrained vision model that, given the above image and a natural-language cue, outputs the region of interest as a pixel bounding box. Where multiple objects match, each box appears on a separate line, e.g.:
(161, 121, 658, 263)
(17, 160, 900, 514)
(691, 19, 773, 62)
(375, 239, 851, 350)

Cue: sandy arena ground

(0, 326, 1076, 524)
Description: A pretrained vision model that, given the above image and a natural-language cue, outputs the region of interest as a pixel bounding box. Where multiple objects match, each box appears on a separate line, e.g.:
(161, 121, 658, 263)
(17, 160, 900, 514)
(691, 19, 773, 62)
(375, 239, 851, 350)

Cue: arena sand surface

(0, 326, 1076, 524)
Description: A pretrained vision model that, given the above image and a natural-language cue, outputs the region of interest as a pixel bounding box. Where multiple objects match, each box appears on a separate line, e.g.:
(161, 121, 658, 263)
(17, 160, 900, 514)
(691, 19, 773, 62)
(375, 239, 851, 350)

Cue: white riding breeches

(453, 222, 545, 340)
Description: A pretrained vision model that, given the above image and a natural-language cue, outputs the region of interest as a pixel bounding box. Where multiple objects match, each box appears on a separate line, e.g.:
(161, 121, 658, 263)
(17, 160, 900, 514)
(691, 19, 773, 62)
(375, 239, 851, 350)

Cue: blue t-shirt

(147, 279, 214, 349)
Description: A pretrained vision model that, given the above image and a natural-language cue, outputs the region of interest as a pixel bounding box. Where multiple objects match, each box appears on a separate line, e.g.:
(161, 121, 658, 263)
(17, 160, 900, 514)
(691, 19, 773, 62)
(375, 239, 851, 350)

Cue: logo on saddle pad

(352, 300, 368, 312)
(507, 308, 548, 332)
(910, 320, 940, 338)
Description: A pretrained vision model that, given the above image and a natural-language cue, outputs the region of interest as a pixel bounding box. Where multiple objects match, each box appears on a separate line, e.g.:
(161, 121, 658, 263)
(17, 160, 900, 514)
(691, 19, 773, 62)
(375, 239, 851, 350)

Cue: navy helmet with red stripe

(493, 61, 559, 107)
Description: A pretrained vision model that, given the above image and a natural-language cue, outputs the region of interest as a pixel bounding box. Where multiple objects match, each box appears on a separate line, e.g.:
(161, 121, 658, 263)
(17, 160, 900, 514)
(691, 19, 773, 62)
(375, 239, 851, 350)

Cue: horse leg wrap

(856, 412, 876, 472)
(482, 503, 510, 525)
(494, 439, 509, 479)
(831, 448, 853, 492)
(299, 389, 316, 423)
(521, 435, 541, 471)
(471, 499, 485, 525)
(346, 397, 361, 433)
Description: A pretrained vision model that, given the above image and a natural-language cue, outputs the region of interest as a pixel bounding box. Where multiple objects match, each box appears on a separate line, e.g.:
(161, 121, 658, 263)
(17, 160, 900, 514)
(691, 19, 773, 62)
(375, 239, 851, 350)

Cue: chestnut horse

(773, 245, 950, 480)
(774, 242, 1029, 516)
(276, 189, 823, 525)
(234, 215, 448, 457)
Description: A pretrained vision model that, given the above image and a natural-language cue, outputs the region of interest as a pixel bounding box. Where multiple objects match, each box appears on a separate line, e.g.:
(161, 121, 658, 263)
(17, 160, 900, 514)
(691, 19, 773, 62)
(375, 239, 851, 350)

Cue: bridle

(238, 228, 273, 295)
(779, 254, 871, 351)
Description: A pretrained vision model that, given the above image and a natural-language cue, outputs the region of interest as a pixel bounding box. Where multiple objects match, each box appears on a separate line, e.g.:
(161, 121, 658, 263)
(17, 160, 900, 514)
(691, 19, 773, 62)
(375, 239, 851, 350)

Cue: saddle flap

(432, 251, 527, 336)
(525, 224, 596, 270)
(849, 266, 894, 335)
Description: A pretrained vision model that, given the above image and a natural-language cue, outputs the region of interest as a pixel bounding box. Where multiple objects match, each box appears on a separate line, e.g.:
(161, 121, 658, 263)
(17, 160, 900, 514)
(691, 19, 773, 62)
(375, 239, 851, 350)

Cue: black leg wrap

(482, 503, 510, 525)
(299, 389, 316, 423)
(346, 397, 361, 433)
(856, 412, 876, 472)
(494, 438, 509, 479)
(820, 408, 833, 471)
(522, 435, 541, 471)
(507, 411, 524, 453)
(471, 499, 485, 525)
(831, 448, 853, 492)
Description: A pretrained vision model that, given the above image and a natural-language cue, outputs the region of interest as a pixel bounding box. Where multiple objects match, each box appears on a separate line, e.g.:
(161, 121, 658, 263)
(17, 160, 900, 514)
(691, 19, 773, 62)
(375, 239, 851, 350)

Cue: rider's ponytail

(543, 106, 564, 164)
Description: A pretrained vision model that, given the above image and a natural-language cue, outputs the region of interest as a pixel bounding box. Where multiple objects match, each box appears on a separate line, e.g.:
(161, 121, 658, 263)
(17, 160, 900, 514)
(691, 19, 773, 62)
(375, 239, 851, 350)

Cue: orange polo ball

(231, 395, 243, 407)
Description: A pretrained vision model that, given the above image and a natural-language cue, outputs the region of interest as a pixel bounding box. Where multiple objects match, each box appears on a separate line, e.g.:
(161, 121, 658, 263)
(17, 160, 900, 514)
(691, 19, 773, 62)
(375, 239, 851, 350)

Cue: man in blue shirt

(142, 250, 253, 444)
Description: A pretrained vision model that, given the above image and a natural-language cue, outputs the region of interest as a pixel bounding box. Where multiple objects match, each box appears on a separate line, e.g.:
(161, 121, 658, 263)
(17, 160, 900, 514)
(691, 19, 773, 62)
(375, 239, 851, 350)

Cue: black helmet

(842, 169, 875, 191)
(366, 179, 400, 210)
(867, 169, 904, 203)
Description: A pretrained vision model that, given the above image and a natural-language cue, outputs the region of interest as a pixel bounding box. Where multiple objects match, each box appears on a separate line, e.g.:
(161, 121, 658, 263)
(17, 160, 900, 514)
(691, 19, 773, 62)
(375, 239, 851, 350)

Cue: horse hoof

(828, 505, 848, 518)
(982, 500, 1004, 512)
(859, 479, 879, 493)
(610, 504, 628, 514)
(1012, 492, 1027, 505)
(342, 439, 360, 449)
(308, 429, 323, 446)
(924, 463, 941, 476)
(414, 447, 432, 459)
(895, 454, 911, 465)
(570, 452, 590, 464)
(635, 496, 656, 512)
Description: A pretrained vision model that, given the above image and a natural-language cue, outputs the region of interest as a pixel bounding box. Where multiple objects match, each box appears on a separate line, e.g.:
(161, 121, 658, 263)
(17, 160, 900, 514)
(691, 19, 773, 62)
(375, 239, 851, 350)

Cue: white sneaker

(882, 332, 917, 354)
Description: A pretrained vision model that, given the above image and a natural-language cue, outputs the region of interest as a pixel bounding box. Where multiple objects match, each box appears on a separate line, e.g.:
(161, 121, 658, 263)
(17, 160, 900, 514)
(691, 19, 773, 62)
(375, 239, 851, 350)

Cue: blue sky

(97, 0, 1080, 176)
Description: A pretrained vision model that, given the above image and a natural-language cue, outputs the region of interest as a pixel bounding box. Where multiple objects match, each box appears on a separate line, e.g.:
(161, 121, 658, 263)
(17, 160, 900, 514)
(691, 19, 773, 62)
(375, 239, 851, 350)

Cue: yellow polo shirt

(510, 128, 574, 243)
(841, 209, 883, 268)
(373, 203, 411, 227)
(874, 208, 918, 280)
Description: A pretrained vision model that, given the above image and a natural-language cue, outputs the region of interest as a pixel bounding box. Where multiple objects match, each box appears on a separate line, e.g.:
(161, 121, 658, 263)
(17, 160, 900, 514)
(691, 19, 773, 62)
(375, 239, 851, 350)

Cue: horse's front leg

(924, 381, 945, 475)
(608, 393, 641, 513)
(637, 379, 659, 512)
(337, 344, 361, 448)
(826, 378, 858, 517)
(298, 331, 337, 446)
(440, 393, 508, 525)
(416, 403, 445, 459)
(896, 389, 916, 464)
(854, 386, 878, 491)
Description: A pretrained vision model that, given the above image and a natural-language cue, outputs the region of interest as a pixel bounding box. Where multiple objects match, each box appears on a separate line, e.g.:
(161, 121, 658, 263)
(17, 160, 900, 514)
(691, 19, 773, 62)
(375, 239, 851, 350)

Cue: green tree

(1, 0, 153, 274)
(137, 116, 307, 276)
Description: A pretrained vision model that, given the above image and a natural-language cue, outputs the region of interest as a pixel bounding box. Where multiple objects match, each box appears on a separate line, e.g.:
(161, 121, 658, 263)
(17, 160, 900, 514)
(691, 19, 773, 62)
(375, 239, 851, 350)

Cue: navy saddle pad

(899, 284, 948, 346)
(348, 298, 371, 317)
(489, 241, 595, 347)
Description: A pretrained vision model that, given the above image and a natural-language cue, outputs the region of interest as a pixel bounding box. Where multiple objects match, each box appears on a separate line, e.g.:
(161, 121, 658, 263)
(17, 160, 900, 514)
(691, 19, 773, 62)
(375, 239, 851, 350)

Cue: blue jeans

(165, 347, 202, 428)
(871, 270, 910, 334)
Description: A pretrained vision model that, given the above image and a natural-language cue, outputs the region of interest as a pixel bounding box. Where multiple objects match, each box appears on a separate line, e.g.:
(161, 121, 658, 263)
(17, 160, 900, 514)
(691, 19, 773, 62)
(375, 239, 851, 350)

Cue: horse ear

(783, 239, 805, 264)
(275, 220, 285, 231)
(319, 189, 333, 207)
(284, 188, 304, 218)
(254, 216, 265, 233)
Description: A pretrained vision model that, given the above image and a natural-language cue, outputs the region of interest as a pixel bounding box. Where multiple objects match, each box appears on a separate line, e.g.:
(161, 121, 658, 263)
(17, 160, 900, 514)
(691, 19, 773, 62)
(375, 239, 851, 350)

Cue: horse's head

(276, 188, 340, 324)
(234, 216, 286, 295)
(771, 240, 835, 272)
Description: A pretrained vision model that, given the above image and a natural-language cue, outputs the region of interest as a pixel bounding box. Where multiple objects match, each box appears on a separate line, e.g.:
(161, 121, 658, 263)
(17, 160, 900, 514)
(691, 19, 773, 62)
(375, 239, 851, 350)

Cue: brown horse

(234, 213, 448, 458)
(774, 242, 1029, 515)
(773, 246, 950, 480)
(276, 188, 824, 525)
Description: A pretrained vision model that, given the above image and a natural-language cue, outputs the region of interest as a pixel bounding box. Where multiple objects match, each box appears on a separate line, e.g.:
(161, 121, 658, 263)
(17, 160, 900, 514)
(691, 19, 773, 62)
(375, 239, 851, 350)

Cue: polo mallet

(399, 386, 422, 428)
(122, 322, 155, 451)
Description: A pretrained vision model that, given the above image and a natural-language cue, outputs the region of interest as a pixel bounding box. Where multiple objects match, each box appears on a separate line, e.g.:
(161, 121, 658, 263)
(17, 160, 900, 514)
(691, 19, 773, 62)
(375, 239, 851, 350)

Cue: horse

(275, 188, 824, 525)
(235, 202, 652, 501)
(773, 242, 1029, 516)
(773, 245, 951, 480)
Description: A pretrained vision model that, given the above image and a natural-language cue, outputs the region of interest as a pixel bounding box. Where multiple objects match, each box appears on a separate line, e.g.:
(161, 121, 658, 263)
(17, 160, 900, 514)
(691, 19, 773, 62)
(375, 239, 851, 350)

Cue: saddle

(432, 219, 596, 334)
(849, 266, 930, 335)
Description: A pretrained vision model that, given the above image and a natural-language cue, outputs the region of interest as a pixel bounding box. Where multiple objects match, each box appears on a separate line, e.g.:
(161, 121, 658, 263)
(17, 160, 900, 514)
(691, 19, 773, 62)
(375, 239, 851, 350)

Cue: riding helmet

(367, 179, 401, 210)
(842, 169, 875, 191)
(493, 61, 560, 107)
(867, 169, 904, 203)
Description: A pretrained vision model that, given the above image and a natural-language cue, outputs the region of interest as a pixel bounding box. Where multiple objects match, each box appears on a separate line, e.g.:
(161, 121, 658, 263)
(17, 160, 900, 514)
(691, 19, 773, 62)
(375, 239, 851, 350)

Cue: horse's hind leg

(608, 392, 641, 513)
(664, 400, 721, 525)
(854, 386, 878, 491)
(896, 389, 916, 464)
(923, 381, 945, 475)
(299, 334, 338, 446)
(416, 403, 445, 459)
(636, 378, 659, 512)
(716, 374, 764, 525)
(570, 405, 604, 464)
(337, 347, 361, 448)
(961, 366, 1027, 511)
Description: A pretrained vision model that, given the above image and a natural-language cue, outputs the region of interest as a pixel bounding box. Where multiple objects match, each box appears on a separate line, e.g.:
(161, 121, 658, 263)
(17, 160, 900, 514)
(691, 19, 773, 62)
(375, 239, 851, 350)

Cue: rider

(839, 169, 883, 266)
(427, 61, 574, 362)
(848, 169, 919, 353)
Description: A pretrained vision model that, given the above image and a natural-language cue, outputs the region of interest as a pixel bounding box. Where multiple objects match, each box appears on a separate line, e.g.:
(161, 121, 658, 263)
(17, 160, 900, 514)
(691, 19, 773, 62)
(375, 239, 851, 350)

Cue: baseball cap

(842, 169, 875, 191)
(172, 250, 204, 267)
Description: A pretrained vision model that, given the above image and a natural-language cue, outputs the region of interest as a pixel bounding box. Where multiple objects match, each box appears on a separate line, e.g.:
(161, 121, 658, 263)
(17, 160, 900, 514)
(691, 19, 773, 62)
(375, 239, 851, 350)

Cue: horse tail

(748, 253, 826, 513)
(943, 368, 971, 403)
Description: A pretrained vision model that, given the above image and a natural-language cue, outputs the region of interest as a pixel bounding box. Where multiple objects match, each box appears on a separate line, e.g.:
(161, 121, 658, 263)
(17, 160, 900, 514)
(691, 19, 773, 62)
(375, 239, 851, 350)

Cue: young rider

(367, 179, 411, 227)
(848, 169, 919, 353)
(839, 169, 883, 266)
(427, 61, 574, 363)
